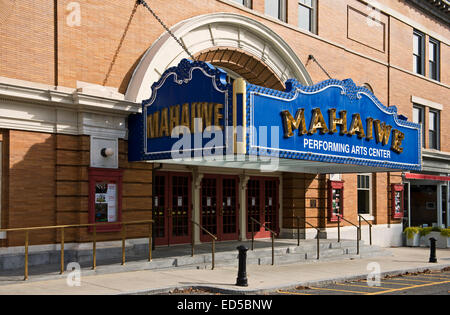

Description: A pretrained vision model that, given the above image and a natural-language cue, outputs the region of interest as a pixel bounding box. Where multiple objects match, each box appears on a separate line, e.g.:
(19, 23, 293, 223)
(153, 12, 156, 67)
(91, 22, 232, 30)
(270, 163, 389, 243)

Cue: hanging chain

(103, 1, 140, 86)
(138, 0, 196, 60)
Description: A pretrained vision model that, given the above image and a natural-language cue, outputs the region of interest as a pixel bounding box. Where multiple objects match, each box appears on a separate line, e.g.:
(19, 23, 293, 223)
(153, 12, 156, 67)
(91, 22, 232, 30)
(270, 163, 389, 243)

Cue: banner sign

(128, 59, 421, 172)
(245, 79, 422, 171)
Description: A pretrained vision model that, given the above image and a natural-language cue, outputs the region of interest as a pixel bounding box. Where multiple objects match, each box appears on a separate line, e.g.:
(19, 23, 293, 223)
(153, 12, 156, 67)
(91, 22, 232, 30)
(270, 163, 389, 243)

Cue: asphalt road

(276, 270, 450, 295)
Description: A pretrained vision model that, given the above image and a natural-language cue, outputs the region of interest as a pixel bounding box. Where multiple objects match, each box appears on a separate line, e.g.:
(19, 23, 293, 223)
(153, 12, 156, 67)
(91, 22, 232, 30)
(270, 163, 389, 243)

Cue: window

(357, 174, 372, 215)
(412, 105, 425, 148)
(413, 31, 425, 75)
(429, 38, 440, 81)
(298, 0, 316, 32)
(428, 110, 440, 150)
(231, 0, 252, 8)
(265, 0, 286, 22)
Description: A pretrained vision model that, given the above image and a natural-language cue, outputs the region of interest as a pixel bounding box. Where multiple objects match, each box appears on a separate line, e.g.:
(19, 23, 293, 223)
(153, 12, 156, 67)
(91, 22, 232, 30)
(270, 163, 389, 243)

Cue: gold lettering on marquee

(309, 108, 329, 134)
(281, 109, 307, 138)
(214, 103, 224, 130)
(329, 109, 348, 135)
(348, 114, 365, 138)
(280, 108, 406, 154)
(366, 118, 374, 140)
(391, 130, 405, 153)
(160, 108, 169, 137)
(169, 105, 180, 133)
(147, 111, 160, 139)
(374, 120, 392, 146)
(147, 102, 224, 137)
(180, 103, 190, 129)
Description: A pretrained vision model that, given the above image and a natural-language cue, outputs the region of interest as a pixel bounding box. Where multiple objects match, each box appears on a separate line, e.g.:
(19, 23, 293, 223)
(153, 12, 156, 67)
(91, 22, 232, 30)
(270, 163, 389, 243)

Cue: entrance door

(200, 175, 239, 242)
(247, 177, 279, 239)
(153, 172, 192, 245)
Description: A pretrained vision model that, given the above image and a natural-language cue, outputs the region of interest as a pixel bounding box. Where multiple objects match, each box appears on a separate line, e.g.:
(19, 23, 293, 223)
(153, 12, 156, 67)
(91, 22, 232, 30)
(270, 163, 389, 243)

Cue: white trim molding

(0, 78, 140, 138)
(125, 12, 313, 103)
(411, 96, 443, 111)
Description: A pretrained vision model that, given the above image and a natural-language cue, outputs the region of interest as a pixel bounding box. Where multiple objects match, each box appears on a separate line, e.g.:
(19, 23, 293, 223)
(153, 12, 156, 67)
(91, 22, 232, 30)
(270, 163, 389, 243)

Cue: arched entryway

(195, 48, 285, 90)
(125, 12, 312, 102)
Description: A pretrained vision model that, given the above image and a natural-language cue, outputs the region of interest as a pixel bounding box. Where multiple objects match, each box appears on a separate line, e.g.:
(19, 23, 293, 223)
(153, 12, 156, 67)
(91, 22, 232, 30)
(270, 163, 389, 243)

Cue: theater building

(0, 0, 448, 252)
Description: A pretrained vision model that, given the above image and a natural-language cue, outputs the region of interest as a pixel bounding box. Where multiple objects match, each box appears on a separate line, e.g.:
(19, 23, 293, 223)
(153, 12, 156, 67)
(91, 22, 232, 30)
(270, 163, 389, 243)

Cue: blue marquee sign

(128, 59, 422, 172)
(243, 79, 422, 171)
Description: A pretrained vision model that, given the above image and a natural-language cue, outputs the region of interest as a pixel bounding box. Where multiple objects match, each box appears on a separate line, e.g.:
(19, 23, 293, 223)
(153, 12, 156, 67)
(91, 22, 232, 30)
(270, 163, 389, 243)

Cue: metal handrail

(358, 215, 373, 246)
(295, 217, 321, 260)
(0, 219, 154, 281)
(191, 220, 217, 270)
(337, 215, 360, 255)
(249, 217, 277, 265)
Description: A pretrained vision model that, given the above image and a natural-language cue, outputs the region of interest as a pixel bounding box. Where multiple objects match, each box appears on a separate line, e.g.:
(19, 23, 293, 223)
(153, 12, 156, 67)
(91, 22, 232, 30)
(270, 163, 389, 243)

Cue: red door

(154, 172, 192, 245)
(247, 177, 279, 239)
(200, 175, 239, 242)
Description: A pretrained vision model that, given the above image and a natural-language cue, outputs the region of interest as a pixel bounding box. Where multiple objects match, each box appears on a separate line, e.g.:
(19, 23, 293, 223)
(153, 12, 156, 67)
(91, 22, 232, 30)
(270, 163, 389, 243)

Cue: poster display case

(88, 168, 123, 232)
(328, 180, 344, 222)
(391, 184, 404, 219)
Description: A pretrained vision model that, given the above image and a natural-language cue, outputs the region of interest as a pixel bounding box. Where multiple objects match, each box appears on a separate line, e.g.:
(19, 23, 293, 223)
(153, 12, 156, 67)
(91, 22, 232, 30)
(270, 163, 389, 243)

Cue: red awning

(404, 173, 450, 181)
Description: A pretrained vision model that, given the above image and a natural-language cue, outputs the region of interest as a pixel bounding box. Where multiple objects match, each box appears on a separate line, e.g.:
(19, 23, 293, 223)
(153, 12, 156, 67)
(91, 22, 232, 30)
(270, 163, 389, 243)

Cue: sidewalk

(0, 247, 448, 295)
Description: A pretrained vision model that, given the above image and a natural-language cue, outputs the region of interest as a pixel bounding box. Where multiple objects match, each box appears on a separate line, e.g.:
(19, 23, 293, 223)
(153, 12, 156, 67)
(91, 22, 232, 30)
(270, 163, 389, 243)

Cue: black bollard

(429, 237, 437, 263)
(236, 245, 249, 287)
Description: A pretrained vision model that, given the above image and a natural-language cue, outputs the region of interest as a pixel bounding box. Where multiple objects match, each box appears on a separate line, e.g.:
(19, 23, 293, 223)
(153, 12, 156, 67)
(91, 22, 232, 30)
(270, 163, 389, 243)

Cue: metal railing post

(337, 216, 341, 242)
(212, 239, 215, 270)
(121, 225, 126, 265)
(60, 227, 65, 275)
(149, 223, 152, 261)
(251, 219, 254, 250)
(316, 230, 320, 260)
(24, 231, 29, 281)
(92, 225, 97, 270)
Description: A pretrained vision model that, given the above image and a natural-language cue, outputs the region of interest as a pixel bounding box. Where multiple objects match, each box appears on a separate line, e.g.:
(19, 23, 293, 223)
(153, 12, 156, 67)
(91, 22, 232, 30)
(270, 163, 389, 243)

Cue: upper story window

(231, 0, 252, 8)
(298, 0, 316, 33)
(413, 30, 425, 76)
(429, 38, 440, 81)
(265, 0, 286, 22)
(412, 105, 425, 148)
(428, 110, 440, 150)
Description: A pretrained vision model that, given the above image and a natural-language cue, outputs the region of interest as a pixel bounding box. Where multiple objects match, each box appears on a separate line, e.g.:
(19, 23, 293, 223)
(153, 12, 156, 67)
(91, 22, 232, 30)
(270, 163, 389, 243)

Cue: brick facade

(0, 0, 448, 246)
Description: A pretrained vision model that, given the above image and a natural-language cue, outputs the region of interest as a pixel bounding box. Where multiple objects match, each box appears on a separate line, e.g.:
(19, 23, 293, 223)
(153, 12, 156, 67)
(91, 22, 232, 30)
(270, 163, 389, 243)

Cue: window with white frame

(413, 30, 425, 75)
(298, 0, 316, 33)
(0, 141, 3, 239)
(265, 0, 286, 22)
(230, 0, 252, 8)
(413, 105, 425, 148)
(429, 38, 440, 81)
(357, 174, 372, 215)
(428, 110, 440, 150)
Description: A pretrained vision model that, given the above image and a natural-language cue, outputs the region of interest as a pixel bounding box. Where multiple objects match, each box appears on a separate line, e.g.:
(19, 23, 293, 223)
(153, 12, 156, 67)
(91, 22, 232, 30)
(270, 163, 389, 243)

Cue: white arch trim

(125, 12, 313, 103)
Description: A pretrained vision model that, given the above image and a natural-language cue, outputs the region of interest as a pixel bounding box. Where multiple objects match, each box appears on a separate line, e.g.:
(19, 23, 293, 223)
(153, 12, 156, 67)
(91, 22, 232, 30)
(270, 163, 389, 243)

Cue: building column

(437, 183, 443, 228)
(239, 174, 250, 241)
(192, 169, 203, 245)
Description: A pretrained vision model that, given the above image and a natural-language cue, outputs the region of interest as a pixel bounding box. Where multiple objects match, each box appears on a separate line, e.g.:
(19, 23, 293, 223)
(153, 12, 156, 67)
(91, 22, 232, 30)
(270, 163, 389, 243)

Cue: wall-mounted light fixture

(101, 148, 114, 158)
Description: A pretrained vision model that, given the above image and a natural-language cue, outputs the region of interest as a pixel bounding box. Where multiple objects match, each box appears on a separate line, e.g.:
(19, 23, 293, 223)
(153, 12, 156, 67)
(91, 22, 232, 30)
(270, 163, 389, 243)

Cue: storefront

(127, 58, 422, 246)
